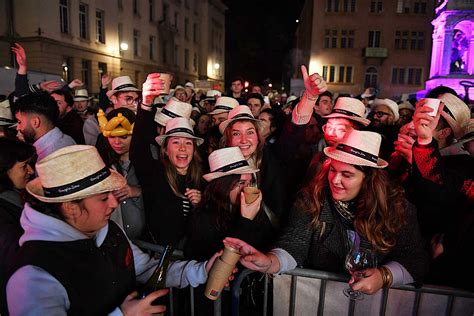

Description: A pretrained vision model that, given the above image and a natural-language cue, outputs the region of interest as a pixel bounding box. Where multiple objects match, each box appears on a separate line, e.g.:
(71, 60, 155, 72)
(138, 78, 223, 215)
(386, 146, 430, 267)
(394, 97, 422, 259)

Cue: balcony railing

(364, 47, 388, 58)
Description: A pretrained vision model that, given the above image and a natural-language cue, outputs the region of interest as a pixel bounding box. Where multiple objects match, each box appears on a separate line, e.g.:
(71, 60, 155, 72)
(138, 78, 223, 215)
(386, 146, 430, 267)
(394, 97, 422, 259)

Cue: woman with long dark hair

(184, 147, 274, 261)
(225, 130, 429, 295)
(0, 138, 35, 315)
(95, 108, 145, 239)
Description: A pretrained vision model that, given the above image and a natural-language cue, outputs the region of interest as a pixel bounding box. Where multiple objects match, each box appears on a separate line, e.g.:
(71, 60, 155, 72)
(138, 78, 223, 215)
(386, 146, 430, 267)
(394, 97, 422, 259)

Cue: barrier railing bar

(189, 286, 195, 316)
(445, 295, 454, 316)
(214, 296, 222, 316)
(348, 298, 356, 316)
(380, 287, 389, 316)
(169, 287, 175, 315)
(289, 275, 298, 316)
(263, 274, 269, 316)
(412, 290, 421, 316)
(317, 279, 326, 316)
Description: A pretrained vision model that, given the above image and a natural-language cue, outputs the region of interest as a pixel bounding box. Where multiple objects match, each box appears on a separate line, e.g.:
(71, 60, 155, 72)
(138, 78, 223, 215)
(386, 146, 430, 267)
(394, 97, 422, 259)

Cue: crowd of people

(0, 43, 473, 315)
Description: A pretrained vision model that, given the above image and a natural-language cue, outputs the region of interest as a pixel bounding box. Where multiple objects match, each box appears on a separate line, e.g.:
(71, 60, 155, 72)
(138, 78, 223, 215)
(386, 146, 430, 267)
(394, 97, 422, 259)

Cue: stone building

(0, 0, 226, 94)
(292, 0, 435, 99)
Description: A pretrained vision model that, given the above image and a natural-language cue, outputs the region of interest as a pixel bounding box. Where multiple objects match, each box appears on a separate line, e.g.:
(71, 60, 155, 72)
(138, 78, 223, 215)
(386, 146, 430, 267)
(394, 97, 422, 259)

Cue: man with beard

(367, 98, 400, 159)
(14, 92, 75, 161)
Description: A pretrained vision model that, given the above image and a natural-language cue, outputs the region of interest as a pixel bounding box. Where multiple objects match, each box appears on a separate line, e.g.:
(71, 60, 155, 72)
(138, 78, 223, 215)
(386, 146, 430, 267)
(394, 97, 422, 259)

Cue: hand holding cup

(205, 246, 242, 300)
(240, 189, 262, 220)
(142, 73, 172, 105)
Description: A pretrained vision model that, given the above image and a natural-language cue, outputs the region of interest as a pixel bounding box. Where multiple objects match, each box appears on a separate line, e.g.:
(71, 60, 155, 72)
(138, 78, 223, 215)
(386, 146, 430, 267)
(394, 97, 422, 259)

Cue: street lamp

(120, 42, 129, 51)
(214, 63, 220, 70)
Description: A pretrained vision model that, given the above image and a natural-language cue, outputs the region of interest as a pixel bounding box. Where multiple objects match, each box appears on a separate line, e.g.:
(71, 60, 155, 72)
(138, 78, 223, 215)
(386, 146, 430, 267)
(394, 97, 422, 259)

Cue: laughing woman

(219, 106, 287, 225)
(225, 130, 429, 296)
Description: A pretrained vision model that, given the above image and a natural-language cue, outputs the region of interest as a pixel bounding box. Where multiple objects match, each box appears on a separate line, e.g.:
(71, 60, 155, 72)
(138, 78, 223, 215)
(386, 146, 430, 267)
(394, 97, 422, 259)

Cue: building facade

(292, 0, 435, 99)
(0, 0, 226, 94)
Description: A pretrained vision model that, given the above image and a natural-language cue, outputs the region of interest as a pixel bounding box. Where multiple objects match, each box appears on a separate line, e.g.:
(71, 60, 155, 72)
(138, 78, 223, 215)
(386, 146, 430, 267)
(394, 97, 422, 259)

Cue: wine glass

(343, 247, 377, 300)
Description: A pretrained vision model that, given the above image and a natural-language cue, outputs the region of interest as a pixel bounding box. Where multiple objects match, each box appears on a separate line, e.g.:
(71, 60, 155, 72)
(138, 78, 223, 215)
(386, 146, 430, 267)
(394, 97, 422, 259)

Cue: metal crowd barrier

(134, 239, 474, 316)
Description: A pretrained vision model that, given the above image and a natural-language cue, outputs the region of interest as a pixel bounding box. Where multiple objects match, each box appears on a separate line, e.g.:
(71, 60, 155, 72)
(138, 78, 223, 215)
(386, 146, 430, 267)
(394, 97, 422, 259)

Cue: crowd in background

(1, 43, 473, 315)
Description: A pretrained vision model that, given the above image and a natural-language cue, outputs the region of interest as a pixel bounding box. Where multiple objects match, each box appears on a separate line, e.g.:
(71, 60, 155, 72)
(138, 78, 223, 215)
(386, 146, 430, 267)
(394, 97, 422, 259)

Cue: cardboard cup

(423, 98, 440, 117)
(243, 187, 260, 204)
(205, 257, 234, 300)
(221, 246, 241, 266)
(158, 73, 172, 95)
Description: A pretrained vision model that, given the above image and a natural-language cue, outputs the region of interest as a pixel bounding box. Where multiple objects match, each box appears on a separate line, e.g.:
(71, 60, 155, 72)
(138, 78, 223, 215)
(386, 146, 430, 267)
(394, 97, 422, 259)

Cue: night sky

(223, 0, 306, 90)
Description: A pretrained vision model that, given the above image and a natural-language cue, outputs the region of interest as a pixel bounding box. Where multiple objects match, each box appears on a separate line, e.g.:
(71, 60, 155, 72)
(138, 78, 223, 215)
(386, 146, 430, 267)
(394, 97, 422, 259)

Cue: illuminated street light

(268, 83, 273, 88)
(296, 19, 299, 23)
(120, 42, 129, 51)
(214, 63, 220, 70)
(244, 81, 249, 88)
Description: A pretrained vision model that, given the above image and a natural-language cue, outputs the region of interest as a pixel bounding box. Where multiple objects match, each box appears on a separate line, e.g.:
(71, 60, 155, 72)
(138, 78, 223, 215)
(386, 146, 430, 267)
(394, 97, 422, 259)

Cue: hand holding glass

(343, 248, 377, 300)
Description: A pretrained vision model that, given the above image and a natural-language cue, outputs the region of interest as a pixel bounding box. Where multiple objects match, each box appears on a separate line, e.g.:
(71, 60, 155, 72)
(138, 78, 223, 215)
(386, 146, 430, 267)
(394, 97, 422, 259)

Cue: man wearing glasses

(106, 76, 142, 113)
(367, 98, 400, 159)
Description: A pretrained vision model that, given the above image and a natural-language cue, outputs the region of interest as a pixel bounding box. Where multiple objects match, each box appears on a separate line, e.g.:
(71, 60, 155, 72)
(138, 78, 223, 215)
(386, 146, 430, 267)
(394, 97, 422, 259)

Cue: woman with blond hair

(225, 130, 429, 296)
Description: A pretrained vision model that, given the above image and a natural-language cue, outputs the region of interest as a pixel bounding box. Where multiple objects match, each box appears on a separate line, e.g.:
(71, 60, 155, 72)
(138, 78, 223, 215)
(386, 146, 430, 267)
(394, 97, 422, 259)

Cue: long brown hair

(160, 138, 202, 197)
(220, 119, 264, 173)
(301, 158, 406, 252)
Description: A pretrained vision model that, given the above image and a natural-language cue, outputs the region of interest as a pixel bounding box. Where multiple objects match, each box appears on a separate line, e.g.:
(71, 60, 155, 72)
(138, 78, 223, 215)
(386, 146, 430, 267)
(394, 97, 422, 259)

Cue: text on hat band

(42, 167, 111, 198)
(213, 160, 249, 173)
(331, 108, 361, 118)
(335, 144, 378, 164)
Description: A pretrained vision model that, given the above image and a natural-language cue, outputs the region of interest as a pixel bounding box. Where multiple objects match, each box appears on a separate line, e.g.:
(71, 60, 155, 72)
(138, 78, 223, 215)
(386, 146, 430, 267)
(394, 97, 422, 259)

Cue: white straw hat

(323, 97, 370, 126)
(155, 117, 204, 146)
(26, 145, 126, 202)
(203, 147, 259, 182)
(208, 97, 239, 115)
(438, 93, 471, 139)
(458, 119, 474, 145)
(372, 98, 400, 122)
(106, 76, 141, 98)
(199, 90, 222, 107)
(324, 129, 388, 168)
(219, 105, 263, 134)
(154, 98, 193, 127)
(0, 99, 15, 126)
(398, 101, 415, 112)
(74, 89, 91, 101)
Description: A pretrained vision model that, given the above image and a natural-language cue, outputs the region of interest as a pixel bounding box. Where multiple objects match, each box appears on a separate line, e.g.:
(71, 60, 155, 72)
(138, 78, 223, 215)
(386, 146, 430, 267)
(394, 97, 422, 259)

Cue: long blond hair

(301, 158, 406, 252)
(160, 139, 202, 197)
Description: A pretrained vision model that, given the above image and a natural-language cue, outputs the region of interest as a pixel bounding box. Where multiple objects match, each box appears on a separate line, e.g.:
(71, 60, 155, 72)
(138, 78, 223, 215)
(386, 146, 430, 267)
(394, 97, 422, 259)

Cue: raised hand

(68, 79, 84, 89)
(11, 43, 27, 74)
(185, 188, 201, 206)
(301, 65, 327, 99)
(39, 80, 62, 93)
(142, 73, 167, 105)
(120, 290, 168, 316)
(101, 72, 112, 89)
(394, 133, 415, 164)
(413, 99, 444, 145)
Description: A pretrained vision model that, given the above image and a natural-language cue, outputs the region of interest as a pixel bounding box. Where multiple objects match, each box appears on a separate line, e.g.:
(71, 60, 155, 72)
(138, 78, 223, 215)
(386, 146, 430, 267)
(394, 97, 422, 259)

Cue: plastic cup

(205, 257, 234, 300)
(423, 98, 440, 117)
(155, 73, 172, 95)
(220, 245, 241, 266)
(243, 187, 260, 204)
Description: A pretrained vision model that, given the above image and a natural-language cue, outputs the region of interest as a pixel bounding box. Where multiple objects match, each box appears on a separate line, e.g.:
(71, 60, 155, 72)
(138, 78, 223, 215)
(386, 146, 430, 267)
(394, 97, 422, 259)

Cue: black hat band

(213, 160, 249, 173)
(336, 144, 378, 164)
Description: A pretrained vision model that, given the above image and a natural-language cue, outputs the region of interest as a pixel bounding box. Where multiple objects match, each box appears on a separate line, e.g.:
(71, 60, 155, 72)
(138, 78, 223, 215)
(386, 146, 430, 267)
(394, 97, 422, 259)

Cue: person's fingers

(144, 289, 169, 304)
(300, 65, 309, 82)
(125, 291, 139, 301)
(240, 191, 246, 205)
(147, 73, 162, 79)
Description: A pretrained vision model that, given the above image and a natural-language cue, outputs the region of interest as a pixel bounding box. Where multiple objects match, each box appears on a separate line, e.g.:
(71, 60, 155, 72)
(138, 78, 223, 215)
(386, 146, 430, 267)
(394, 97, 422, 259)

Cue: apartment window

(81, 60, 91, 90)
(96, 10, 105, 43)
(174, 12, 179, 29)
(133, 0, 139, 15)
(364, 67, 378, 88)
(59, 0, 69, 33)
(79, 3, 88, 39)
(392, 67, 423, 85)
(413, 1, 427, 14)
(98, 62, 107, 86)
(193, 23, 198, 42)
(370, 1, 382, 13)
(324, 30, 338, 48)
(193, 53, 197, 72)
(174, 45, 179, 65)
(327, 0, 356, 12)
(396, 0, 410, 13)
(62, 57, 72, 82)
(163, 3, 169, 23)
(411, 31, 424, 49)
(184, 49, 189, 69)
(149, 0, 155, 22)
(368, 30, 381, 47)
(149, 35, 156, 60)
(185, 18, 189, 39)
(133, 29, 140, 56)
(395, 31, 408, 49)
(338, 65, 353, 83)
(322, 65, 353, 83)
(340, 30, 354, 48)
(162, 40, 168, 63)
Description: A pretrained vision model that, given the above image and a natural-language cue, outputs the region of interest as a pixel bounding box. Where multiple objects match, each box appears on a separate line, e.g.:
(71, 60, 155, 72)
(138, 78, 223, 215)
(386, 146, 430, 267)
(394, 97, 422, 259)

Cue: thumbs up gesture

(301, 65, 327, 99)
